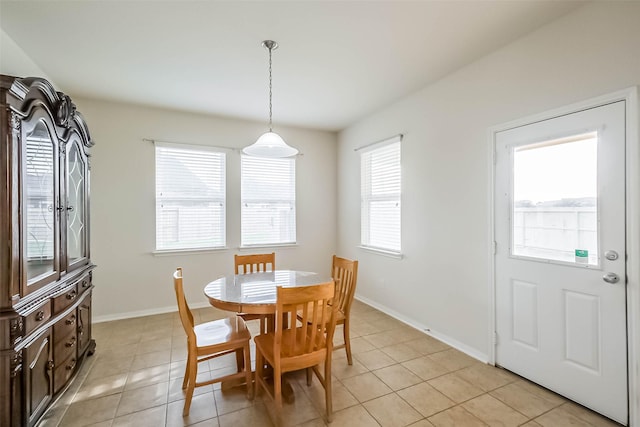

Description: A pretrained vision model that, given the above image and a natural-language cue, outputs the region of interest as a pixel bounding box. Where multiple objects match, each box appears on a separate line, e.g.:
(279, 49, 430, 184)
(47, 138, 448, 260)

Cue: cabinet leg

(87, 339, 96, 356)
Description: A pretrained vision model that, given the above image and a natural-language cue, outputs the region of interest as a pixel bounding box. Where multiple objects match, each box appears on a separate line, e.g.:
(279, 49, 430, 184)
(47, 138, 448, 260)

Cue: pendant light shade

(244, 131, 298, 158)
(243, 40, 298, 158)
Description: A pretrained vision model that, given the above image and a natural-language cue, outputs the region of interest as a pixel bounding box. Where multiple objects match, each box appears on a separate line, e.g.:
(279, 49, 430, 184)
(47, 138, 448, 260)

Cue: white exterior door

(494, 101, 627, 424)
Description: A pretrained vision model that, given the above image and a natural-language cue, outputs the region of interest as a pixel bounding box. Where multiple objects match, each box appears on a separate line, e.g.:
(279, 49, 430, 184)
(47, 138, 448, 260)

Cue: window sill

(358, 245, 403, 259)
(152, 247, 229, 257)
(238, 243, 299, 251)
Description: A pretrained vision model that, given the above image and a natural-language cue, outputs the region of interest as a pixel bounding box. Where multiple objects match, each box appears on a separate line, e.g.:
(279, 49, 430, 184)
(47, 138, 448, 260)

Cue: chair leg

(181, 354, 191, 389)
(343, 319, 353, 365)
(306, 367, 312, 386)
(255, 348, 264, 398)
(235, 348, 244, 372)
(324, 357, 333, 422)
(274, 366, 283, 426)
(244, 343, 253, 399)
(183, 353, 197, 416)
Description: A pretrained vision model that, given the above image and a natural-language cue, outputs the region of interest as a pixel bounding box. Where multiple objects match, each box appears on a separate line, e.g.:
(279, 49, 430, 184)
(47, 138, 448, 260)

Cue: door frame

(488, 87, 639, 426)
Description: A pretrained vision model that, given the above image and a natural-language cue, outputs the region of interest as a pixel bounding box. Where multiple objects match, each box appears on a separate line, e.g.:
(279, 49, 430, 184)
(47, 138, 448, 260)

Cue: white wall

(72, 98, 337, 321)
(337, 1, 640, 359)
(0, 28, 51, 80)
(1, 26, 338, 321)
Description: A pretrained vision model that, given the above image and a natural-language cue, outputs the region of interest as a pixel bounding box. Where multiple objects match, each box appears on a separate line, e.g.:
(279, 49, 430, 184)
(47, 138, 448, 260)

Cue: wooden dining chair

(235, 252, 275, 333)
(297, 255, 359, 365)
(254, 281, 338, 425)
(330, 255, 359, 365)
(235, 252, 275, 274)
(173, 267, 253, 416)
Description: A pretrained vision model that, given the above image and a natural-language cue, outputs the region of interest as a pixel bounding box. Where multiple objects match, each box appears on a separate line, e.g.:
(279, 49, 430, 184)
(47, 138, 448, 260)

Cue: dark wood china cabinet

(1, 75, 96, 426)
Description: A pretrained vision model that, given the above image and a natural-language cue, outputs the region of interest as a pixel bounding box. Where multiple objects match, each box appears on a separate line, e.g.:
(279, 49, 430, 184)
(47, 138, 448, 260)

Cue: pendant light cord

(244, 40, 298, 157)
(268, 45, 273, 132)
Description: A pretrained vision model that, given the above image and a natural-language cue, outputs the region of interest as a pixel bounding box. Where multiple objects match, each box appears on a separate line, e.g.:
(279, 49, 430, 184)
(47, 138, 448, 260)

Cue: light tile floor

(39, 300, 621, 427)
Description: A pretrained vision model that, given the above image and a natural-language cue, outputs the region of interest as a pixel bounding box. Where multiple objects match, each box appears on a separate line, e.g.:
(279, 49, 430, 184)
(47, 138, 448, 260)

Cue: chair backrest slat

(332, 255, 358, 315)
(275, 281, 337, 358)
(307, 300, 318, 352)
(300, 300, 310, 352)
(235, 252, 275, 274)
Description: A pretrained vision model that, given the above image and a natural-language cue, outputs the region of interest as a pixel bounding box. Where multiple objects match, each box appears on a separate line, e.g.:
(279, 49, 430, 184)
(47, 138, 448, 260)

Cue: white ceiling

(1, 1, 585, 131)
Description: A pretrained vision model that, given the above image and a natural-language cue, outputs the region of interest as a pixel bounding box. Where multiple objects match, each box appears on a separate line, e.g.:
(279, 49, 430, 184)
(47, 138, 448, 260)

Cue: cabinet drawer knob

(82, 280, 89, 288)
(66, 359, 77, 371)
(66, 290, 77, 300)
(66, 315, 76, 325)
(35, 311, 45, 321)
(66, 337, 76, 348)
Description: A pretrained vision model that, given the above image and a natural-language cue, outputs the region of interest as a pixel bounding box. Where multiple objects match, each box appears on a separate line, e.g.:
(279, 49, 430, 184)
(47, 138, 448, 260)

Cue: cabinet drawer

(53, 353, 77, 394)
(54, 329, 77, 363)
(78, 275, 92, 294)
(52, 284, 78, 314)
(53, 311, 77, 339)
(25, 301, 52, 336)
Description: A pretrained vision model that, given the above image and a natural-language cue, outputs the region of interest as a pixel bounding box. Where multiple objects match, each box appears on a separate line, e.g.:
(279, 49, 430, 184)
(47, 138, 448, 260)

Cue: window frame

(240, 154, 297, 248)
(154, 141, 227, 253)
(360, 135, 402, 257)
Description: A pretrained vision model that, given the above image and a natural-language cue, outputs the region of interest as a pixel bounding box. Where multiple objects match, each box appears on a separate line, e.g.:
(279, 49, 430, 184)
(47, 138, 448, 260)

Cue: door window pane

(512, 132, 598, 265)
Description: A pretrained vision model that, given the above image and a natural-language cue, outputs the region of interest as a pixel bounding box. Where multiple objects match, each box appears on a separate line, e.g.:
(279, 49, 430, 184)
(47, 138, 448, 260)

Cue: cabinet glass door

(24, 120, 58, 283)
(66, 139, 87, 267)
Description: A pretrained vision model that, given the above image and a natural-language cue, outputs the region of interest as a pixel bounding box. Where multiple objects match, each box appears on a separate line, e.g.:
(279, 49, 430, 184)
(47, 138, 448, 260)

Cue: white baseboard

(355, 294, 489, 364)
(93, 301, 210, 323)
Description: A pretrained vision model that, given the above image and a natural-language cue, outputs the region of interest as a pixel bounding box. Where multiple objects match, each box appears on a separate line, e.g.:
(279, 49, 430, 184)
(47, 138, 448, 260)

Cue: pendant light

(243, 40, 298, 158)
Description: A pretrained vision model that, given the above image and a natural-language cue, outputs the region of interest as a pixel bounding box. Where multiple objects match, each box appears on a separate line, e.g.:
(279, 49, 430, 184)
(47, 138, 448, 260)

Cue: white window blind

(241, 155, 296, 246)
(361, 137, 401, 253)
(155, 142, 226, 251)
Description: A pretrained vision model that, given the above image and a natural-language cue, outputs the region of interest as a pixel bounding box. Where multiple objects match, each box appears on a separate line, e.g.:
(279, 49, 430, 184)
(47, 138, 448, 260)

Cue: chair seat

(194, 317, 251, 348)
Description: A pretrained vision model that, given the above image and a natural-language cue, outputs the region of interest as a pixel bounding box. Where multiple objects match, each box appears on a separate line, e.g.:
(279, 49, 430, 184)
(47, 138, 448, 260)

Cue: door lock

(602, 272, 620, 284)
(604, 250, 619, 261)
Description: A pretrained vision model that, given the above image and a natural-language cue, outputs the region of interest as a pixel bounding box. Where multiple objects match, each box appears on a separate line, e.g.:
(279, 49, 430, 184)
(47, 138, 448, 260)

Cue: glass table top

(204, 270, 332, 311)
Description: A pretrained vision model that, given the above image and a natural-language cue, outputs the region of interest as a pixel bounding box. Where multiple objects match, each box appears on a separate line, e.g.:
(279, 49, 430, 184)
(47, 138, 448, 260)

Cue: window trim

(359, 134, 402, 256)
(154, 141, 227, 251)
(358, 245, 403, 259)
(240, 154, 297, 247)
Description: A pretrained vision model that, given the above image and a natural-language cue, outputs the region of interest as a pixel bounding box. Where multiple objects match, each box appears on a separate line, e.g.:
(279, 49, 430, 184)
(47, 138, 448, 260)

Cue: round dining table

(204, 270, 333, 402)
(204, 270, 333, 315)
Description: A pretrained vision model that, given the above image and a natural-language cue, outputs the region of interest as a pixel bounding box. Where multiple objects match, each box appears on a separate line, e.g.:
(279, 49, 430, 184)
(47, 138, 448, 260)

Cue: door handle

(603, 273, 620, 284)
(605, 250, 619, 261)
